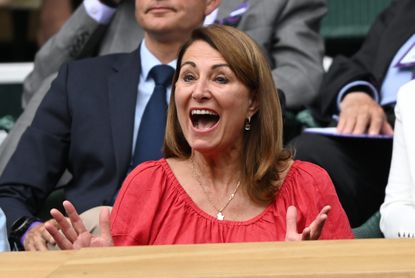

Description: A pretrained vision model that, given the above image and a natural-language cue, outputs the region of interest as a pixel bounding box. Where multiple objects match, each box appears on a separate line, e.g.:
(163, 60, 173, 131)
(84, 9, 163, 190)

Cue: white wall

(0, 62, 33, 84)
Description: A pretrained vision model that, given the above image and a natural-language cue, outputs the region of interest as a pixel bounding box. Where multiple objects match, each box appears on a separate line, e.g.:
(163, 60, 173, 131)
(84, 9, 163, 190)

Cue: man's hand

(23, 219, 59, 251)
(285, 205, 331, 241)
(338, 92, 393, 135)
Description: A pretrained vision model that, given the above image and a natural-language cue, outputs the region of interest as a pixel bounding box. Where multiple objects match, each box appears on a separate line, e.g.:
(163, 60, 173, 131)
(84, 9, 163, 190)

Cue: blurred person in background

(291, 0, 415, 228)
(381, 80, 415, 238)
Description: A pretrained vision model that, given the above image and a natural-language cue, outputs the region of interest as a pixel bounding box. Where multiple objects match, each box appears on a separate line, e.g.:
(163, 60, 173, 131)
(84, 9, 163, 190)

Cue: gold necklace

(191, 158, 241, 221)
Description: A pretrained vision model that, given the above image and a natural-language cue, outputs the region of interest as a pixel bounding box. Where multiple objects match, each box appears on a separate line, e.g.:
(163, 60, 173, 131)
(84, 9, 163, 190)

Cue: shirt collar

(203, 8, 218, 25)
(140, 39, 177, 81)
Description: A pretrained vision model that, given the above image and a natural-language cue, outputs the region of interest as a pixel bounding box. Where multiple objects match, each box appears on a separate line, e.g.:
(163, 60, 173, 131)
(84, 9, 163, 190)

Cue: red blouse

(111, 159, 353, 245)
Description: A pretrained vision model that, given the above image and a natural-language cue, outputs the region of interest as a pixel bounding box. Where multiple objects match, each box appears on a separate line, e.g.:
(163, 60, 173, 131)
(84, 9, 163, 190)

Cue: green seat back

(0, 83, 23, 119)
(321, 0, 392, 40)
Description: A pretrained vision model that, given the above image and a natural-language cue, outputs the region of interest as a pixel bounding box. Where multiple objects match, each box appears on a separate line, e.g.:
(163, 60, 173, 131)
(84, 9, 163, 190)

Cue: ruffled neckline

(159, 158, 298, 226)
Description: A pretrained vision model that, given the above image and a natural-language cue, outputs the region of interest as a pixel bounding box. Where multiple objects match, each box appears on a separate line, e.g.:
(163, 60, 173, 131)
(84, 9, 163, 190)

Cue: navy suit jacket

(310, 0, 415, 124)
(0, 49, 142, 230)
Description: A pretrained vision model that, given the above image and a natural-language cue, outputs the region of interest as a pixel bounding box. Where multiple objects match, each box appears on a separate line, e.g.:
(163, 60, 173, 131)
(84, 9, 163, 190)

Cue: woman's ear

(247, 96, 259, 118)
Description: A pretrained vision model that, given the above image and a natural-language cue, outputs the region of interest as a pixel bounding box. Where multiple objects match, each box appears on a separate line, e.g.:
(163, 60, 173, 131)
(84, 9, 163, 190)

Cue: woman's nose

(191, 79, 211, 101)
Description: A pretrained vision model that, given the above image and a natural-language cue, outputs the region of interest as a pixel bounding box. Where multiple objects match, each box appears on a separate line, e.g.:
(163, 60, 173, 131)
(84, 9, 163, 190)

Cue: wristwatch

(9, 216, 41, 250)
(99, 0, 121, 8)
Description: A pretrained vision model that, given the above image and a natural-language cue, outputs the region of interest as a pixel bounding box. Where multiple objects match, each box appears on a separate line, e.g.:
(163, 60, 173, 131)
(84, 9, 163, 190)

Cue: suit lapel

(377, 1, 415, 79)
(108, 48, 141, 177)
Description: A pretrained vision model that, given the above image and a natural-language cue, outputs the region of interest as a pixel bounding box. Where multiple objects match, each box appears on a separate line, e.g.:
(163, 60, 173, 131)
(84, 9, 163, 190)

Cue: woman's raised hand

(285, 205, 331, 241)
(44, 200, 113, 250)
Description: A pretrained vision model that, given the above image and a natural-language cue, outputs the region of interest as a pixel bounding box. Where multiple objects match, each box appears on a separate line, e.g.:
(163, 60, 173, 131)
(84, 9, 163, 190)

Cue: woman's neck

(190, 151, 241, 192)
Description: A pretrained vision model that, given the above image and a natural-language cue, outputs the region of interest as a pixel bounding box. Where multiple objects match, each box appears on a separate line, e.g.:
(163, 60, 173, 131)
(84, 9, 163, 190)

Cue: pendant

(217, 211, 225, 221)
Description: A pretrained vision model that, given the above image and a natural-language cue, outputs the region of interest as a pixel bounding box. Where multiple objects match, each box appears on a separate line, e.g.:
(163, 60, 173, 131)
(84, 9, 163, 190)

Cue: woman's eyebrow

(181, 61, 230, 70)
(212, 64, 230, 70)
(181, 61, 196, 68)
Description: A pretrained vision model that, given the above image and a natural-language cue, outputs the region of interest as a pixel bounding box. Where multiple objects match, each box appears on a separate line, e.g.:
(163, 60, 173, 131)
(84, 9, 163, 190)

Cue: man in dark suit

(291, 0, 415, 228)
(0, 0, 221, 251)
(0, 0, 327, 174)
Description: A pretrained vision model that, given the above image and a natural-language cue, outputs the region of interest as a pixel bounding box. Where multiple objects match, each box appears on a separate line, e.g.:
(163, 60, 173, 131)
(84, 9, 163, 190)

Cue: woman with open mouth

(46, 25, 353, 249)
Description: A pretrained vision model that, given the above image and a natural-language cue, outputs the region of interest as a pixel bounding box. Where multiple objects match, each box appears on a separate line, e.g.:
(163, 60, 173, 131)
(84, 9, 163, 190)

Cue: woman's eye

(215, 75, 228, 84)
(183, 74, 195, 82)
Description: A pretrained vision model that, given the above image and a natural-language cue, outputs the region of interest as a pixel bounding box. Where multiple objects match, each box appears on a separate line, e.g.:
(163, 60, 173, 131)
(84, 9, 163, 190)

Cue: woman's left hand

(285, 205, 331, 241)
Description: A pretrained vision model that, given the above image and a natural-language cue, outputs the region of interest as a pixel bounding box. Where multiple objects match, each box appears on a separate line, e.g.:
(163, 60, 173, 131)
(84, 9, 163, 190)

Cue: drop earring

(244, 117, 251, 131)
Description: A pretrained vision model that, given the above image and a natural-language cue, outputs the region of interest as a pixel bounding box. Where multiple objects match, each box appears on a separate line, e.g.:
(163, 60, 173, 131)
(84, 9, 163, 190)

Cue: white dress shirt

(380, 80, 415, 238)
(84, 0, 117, 24)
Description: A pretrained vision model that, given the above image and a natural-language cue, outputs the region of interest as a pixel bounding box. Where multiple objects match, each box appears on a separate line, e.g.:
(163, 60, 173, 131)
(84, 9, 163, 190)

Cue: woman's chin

(188, 140, 220, 155)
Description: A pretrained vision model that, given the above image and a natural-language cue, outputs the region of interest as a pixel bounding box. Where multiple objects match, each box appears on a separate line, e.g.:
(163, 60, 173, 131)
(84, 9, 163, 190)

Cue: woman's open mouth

(190, 109, 220, 131)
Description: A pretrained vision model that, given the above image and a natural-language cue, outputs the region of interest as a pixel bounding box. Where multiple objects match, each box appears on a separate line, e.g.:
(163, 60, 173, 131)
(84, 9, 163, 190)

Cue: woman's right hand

(45, 200, 113, 250)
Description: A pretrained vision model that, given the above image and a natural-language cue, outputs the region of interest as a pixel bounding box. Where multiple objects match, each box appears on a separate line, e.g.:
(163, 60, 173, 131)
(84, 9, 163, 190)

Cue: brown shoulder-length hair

(164, 24, 291, 204)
